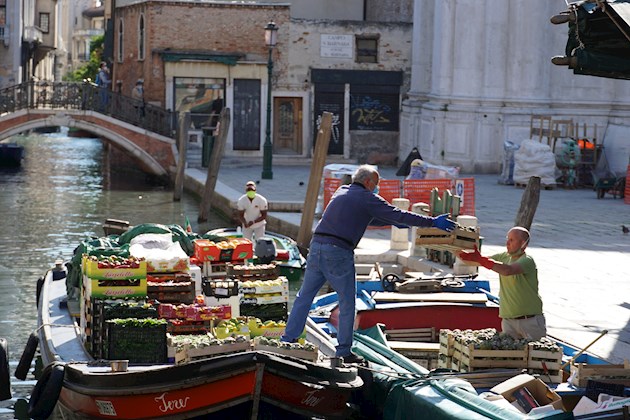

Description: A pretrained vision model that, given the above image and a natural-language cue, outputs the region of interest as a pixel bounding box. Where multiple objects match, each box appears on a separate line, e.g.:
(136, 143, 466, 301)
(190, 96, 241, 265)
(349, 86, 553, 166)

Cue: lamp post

(261, 21, 278, 180)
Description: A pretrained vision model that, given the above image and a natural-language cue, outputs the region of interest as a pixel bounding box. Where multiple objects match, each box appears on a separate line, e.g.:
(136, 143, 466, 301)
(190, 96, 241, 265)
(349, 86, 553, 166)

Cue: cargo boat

(305, 272, 624, 419)
(25, 228, 361, 420)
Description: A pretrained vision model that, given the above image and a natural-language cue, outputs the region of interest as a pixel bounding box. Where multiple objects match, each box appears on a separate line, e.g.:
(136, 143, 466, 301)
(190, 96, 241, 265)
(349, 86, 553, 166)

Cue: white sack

(513, 139, 557, 185)
(129, 233, 188, 262)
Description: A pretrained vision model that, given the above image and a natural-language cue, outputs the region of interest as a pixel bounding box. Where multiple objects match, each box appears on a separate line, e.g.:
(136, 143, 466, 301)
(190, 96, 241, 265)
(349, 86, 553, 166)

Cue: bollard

(390, 198, 410, 250)
(409, 202, 430, 257)
(453, 215, 479, 275)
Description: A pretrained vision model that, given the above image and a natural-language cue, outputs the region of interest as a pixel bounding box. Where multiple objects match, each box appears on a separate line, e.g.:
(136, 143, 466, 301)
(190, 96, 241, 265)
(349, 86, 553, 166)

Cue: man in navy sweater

(281, 165, 456, 364)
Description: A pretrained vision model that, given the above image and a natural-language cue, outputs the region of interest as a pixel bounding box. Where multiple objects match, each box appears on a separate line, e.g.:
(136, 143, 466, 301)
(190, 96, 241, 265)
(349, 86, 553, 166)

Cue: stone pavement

(185, 159, 630, 363)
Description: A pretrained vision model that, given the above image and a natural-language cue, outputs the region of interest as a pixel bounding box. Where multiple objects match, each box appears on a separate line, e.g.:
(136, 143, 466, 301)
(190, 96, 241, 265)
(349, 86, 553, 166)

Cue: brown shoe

(551, 56, 577, 68)
(550, 12, 576, 25)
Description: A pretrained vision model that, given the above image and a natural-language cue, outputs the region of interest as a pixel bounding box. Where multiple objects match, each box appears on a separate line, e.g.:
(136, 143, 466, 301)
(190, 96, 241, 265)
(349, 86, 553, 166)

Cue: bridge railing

(0, 81, 176, 138)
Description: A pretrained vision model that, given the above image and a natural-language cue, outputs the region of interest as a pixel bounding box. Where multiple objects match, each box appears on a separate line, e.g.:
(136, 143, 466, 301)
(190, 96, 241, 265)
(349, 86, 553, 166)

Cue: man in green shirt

(458, 226, 547, 340)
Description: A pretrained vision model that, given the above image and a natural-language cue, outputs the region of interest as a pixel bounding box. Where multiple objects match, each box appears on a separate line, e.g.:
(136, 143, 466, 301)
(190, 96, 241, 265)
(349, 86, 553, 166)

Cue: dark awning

(156, 49, 245, 66)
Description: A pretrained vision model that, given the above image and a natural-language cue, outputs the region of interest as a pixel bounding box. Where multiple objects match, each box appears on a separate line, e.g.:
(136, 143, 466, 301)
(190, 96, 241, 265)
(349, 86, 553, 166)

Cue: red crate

(232, 240, 253, 261)
(194, 239, 220, 262)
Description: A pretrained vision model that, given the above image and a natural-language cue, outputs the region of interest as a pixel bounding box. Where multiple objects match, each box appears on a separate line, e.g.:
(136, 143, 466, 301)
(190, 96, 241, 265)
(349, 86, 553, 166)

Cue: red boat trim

(58, 370, 257, 418)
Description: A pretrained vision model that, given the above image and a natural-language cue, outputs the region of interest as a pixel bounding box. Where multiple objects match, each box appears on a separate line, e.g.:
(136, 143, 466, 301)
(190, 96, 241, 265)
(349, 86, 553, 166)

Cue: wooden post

(199, 108, 231, 222)
(514, 176, 541, 230)
(173, 112, 190, 201)
(296, 112, 333, 253)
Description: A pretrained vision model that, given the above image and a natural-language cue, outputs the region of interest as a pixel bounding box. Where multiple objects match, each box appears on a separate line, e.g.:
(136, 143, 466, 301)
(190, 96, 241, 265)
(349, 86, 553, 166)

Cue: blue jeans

(282, 241, 356, 357)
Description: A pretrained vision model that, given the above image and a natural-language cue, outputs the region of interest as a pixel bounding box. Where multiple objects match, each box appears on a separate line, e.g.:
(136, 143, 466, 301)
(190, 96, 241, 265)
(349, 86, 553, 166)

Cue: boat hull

(0, 143, 24, 167)
(37, 265, 361, 419)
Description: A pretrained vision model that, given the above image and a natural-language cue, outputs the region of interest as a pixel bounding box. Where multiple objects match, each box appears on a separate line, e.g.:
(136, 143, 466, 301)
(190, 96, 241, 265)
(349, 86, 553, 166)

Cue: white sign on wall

(454, 179, 465, 206)
(320, 34, 353, 59)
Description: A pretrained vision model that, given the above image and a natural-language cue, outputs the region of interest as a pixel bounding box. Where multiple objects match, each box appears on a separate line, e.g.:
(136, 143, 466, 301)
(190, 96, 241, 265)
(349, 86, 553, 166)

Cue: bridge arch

(0, 109, 175, 178)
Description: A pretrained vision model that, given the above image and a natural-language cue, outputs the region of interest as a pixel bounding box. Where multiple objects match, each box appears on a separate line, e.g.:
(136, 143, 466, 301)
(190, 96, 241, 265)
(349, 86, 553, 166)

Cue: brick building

(110, 0, 412, 163)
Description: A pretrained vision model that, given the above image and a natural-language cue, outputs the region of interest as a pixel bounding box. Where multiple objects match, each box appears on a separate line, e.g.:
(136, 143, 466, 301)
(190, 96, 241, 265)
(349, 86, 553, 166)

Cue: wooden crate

(253, 343, 318, 362)
(439, 330, 456, 357)
(570, 362, 630, 388)
(148, 290, 195, 304)
(453, 342, 527, 372)
(227, 263, 279, 280)
(389, 341, 440, 370)
(385, 327, 436, 343)
(168, 340, 251, 364)
(527, 344, 563, 383)
(415, 226, 479, 252)
(147, 280, 195, 293)
(438, 354, 453, 370)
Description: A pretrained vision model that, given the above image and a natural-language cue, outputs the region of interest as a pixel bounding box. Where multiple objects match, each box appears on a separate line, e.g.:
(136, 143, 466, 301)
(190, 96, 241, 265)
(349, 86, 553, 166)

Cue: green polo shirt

(491, 252, 543, 319)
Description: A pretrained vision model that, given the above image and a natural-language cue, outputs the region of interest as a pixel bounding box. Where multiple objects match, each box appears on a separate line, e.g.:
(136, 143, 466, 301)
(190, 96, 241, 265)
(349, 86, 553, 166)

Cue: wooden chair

(530, 115, 553, 146)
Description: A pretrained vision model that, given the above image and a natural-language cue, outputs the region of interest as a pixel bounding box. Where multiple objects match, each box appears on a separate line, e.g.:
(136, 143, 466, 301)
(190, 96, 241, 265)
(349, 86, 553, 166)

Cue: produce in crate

(253, 336, 318, 361)
(86, 255, 144, 268)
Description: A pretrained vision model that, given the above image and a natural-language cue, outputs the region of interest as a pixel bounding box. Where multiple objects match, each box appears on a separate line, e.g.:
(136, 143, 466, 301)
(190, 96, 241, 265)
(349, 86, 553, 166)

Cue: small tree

(65, 35, 105, 83)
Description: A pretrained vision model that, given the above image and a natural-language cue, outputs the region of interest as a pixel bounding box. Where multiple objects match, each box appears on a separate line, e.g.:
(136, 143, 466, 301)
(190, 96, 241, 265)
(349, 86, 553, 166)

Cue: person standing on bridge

(457, 226, 547, 340)
(96, 62, 111, 111)
(237, 181, 268, 241)
(132, 79, 145, 118)
(281, 165, 457, 364)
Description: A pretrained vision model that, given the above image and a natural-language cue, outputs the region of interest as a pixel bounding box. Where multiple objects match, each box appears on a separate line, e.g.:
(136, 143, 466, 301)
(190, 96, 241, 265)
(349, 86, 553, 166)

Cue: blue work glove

(432, 214, 456, 232)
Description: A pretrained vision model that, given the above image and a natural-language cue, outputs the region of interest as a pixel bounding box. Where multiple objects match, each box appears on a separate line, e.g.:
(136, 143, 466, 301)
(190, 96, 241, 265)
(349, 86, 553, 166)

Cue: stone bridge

(0, 81, 178, 178)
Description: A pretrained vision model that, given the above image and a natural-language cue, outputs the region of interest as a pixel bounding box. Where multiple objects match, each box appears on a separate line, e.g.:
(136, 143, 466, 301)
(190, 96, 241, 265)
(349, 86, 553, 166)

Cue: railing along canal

(0, 81, 175, 138)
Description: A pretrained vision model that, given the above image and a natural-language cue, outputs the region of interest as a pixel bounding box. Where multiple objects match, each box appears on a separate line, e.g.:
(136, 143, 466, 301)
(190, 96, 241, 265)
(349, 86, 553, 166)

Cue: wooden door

(273, 97, 302, 155)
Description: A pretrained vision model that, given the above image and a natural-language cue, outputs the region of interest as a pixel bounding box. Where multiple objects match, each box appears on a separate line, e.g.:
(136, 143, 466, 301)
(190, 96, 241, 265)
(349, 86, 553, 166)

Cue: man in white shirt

(237, 181, 268, 241)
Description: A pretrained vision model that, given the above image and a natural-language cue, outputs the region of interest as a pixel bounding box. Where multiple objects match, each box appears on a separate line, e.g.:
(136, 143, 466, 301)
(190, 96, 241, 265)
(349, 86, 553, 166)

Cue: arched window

(138, 14, 145, 61)
(117, 19, 124, 62)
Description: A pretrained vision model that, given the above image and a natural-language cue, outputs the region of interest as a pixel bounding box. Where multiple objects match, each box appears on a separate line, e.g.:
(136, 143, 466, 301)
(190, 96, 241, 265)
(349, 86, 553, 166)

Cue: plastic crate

(239, 303, 287, 321)
(106, 320, 167, 363)
(98, 300, 157, 320)
(203, 279, 239, 298)
(585, 380, 627, 401)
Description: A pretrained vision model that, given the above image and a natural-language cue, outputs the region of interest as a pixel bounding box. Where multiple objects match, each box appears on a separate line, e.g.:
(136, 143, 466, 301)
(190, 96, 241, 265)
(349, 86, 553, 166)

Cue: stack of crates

(87, 300, 157, 358)
(239, 276, 289, 321)
(202, 278, 240, 317)
(80, 255, 148, 352)
(158, 300, 232, 334)
(147, 272, 195, 304)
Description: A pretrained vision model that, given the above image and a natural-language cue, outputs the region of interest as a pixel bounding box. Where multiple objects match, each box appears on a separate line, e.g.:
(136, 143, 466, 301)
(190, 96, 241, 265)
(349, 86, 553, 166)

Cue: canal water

(0, 130, 229, 415)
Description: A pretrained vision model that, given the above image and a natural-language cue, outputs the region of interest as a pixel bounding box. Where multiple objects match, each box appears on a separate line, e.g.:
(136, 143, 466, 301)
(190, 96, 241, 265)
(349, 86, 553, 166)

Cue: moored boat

(206, 227, 306, 282)
(306, 271, 623, 419)
(27, 225, 362, 420)
(0, 142, 24, 167)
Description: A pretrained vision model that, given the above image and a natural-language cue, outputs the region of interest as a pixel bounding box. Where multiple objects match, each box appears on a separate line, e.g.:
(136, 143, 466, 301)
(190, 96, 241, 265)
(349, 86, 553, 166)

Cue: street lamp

(261, 21, 278, 180)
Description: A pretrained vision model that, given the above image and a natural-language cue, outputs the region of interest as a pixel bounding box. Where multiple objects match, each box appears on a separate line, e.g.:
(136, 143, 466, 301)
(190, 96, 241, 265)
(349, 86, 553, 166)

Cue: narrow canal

(0, 130, 229, 415)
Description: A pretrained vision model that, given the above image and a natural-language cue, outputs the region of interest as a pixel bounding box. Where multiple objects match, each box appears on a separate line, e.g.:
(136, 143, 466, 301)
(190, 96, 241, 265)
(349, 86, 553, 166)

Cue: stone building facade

(401, 0, 630, 174)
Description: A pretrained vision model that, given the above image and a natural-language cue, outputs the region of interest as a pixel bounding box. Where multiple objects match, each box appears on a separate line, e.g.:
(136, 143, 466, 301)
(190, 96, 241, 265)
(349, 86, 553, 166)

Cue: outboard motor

(255, 238, 276, 264)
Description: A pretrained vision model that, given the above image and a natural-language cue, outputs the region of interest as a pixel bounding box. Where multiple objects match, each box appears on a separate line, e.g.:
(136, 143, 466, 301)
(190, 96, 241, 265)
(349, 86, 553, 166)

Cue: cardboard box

(194, 239, 221, 262)
(84, 275, 147, 299)
(490, 374, 564, 412)
(83, 256, 147, 280)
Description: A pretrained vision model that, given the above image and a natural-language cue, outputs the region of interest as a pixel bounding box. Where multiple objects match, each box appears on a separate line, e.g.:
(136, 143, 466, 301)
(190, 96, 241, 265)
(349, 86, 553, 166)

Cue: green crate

(106, 319, 167, 363)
